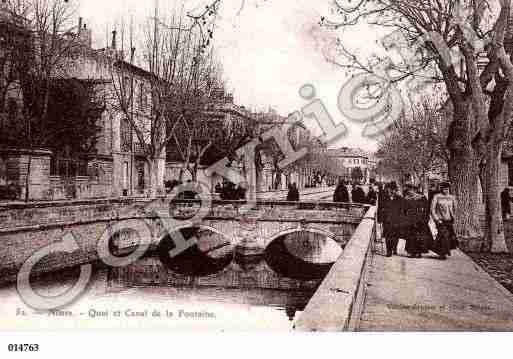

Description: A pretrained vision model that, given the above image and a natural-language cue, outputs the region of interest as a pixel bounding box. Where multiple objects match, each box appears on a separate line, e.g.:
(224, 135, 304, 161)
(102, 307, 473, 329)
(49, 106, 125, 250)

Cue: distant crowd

(332, 180, 377, 205)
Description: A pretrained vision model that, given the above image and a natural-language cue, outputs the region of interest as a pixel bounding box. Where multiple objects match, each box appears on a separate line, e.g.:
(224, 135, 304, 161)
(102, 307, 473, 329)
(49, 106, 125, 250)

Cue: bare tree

(109, 2, 225, 197)
(323, 0, 513, 252)
(376, 97, 449, 192)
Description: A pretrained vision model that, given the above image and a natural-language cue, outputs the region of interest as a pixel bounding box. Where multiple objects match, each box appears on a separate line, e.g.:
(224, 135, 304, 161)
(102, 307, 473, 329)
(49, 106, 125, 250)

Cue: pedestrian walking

(501, 187, 511, 220)
(378, 182, 403, 257)
(286, 183, 295, 201)
(430, 182, 457, 260)
(333, 180, 349, 202)
(352, 185, 366, 204)
(404, 184, 421, 258)
(366, 185, 377, 205)
(292, 183, 300, 202)
(403, 184, 432, 258)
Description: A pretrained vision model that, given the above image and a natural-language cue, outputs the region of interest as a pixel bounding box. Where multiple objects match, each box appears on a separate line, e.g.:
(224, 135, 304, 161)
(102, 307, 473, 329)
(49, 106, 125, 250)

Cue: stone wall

(0, 148, 52, 200)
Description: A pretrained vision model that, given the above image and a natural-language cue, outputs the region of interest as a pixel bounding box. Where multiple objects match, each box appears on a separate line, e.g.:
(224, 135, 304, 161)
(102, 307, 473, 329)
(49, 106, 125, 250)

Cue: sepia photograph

(1, 0, 513, 352)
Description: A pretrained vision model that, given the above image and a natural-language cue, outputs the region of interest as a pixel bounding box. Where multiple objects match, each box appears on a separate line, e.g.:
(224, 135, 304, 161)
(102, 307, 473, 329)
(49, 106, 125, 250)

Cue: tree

(376, 97, 449, 191)
(0, 2, 30, 141)
(110, 3, 222, 197)
(1, 0, 90, 201)
(288, 125, 342, 187)
(323, 0, 513, 252)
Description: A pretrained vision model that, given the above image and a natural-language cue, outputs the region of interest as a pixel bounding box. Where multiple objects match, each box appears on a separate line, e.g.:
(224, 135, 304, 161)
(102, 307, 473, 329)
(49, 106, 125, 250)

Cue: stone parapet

(294, 206, 377, 331)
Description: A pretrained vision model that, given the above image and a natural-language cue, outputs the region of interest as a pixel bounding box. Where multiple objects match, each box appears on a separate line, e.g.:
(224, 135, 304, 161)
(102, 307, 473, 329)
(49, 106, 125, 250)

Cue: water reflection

(265, 231, 342, 281)
(0, 229, 343, 330)
(158, 227, 235, 276)
(108, 254, 321, 326)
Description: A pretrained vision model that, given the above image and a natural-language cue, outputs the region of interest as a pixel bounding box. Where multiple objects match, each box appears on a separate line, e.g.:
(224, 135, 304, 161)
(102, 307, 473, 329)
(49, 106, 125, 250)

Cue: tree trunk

(448, 146, 482, 240)
(24, 114, 32, 202)
(484, 141, 508, 252)
(147, 156, 163, 199)
(24, 152, 32, 202)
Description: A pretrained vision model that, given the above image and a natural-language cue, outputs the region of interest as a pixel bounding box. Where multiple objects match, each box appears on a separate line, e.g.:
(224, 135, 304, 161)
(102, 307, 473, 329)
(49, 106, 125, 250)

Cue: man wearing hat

(378, 182, 403, 257)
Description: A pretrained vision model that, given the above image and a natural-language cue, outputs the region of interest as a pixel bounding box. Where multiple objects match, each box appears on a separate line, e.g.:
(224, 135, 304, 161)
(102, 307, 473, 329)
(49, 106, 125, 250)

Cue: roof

(327, 147, 369, 158)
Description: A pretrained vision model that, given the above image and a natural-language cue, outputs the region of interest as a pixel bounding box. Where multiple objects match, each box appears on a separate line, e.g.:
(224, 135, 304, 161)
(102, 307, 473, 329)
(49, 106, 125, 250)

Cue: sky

(78, 0, 380, 152)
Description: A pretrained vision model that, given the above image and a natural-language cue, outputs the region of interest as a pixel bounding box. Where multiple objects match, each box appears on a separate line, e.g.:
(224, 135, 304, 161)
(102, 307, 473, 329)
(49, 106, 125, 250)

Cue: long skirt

(416, 224, 433, 254)
(432, 220, 457, 255)
(405, 224, 433, 254)
(404, 226, 418, 254)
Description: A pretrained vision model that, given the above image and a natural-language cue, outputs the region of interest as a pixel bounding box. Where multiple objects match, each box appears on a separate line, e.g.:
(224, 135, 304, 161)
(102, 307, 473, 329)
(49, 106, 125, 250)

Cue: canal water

(0, 230, 342, 331)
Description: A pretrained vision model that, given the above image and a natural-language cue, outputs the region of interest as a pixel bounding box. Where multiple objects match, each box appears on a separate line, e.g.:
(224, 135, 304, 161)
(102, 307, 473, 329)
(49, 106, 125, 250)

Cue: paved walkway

(358, 240, 513, 331)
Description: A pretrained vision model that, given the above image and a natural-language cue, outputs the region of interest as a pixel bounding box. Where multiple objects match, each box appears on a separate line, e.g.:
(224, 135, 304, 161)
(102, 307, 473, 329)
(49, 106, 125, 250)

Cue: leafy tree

(2, 0, 93, 200)
(22, 78, 104, 155)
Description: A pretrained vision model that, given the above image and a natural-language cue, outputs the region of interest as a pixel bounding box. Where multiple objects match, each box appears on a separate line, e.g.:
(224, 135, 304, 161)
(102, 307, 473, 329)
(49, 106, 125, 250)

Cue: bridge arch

(156, 224, 236, 276)
(263, 226, 341, 280)
(264, 226, 337, 249)
(156, 223, 237, 248)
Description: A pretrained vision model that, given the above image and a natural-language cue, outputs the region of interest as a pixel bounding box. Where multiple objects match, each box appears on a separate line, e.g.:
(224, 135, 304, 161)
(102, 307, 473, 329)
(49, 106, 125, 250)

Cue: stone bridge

(0, 197, 369, 285)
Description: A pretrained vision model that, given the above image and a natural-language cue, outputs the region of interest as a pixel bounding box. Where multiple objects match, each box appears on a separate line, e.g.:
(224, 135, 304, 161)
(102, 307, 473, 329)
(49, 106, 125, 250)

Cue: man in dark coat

(352, 185, 366, 204)
(403, 184, 432, 258)
(378, 183, 403, 257)
(286, 184, 295, 201)
(366, 186, 377, 205)
(501, 187, 511, 220)
(292, 183, 300, 202)
(333, 180, 349, 202)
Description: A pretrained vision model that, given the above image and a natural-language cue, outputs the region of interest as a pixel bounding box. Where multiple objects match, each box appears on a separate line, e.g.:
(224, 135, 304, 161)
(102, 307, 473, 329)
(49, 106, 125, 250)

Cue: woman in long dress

(430, 182, 457, 260)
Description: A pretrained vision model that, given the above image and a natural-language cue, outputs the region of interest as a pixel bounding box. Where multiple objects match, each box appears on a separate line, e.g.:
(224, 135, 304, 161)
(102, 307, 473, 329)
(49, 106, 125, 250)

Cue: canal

(0, 230, 343, 331)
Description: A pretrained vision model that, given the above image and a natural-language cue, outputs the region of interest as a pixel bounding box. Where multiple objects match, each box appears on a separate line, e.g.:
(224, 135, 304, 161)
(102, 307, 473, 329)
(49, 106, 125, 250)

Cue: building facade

(327, 147, 375, 183)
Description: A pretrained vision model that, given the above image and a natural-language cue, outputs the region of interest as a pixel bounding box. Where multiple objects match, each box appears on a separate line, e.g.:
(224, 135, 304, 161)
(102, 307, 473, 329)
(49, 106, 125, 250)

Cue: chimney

(111, 30, 117, 50)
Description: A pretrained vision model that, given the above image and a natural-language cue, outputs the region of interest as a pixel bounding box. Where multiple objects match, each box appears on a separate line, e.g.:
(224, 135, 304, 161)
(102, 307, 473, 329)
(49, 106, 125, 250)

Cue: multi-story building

(0, 9, 258, 200)
(327, 147, 375, 183)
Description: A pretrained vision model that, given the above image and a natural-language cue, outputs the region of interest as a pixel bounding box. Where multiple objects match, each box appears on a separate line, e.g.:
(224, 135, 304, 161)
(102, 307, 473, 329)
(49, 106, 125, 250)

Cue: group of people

(215, 181, 247, 200)
(377, 181, 458, 260)
(333, 180, 377, 205)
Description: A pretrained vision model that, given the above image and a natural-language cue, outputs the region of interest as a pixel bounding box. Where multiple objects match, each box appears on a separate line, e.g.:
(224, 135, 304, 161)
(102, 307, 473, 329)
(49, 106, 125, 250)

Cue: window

(50, 157, 88, 178)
